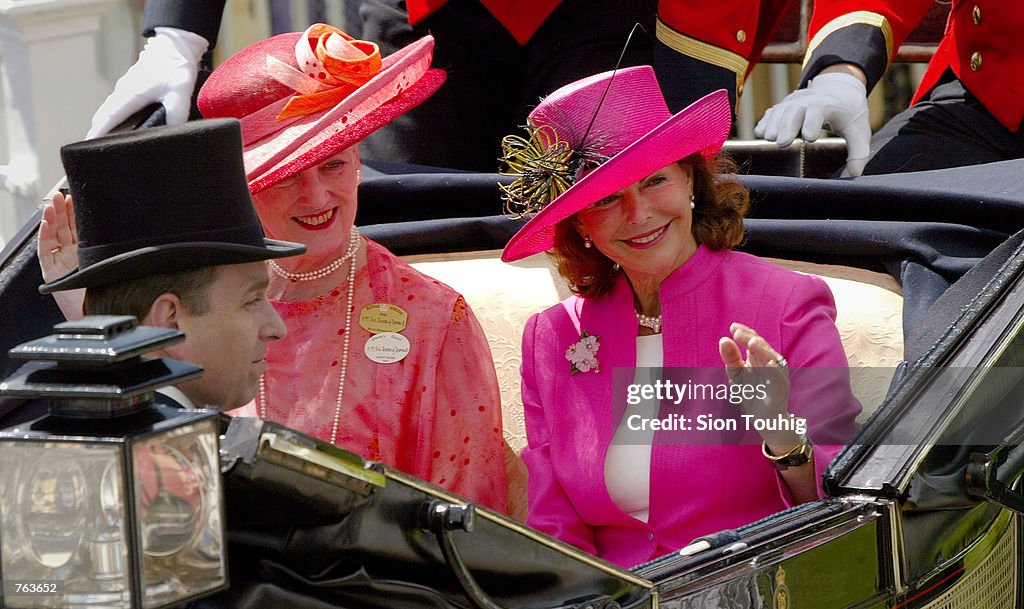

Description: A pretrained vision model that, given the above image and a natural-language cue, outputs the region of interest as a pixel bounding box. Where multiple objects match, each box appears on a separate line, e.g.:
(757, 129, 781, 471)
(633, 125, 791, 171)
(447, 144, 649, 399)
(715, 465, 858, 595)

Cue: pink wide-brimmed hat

(499, 66, 731, 262)
(198, 24, 446, 193)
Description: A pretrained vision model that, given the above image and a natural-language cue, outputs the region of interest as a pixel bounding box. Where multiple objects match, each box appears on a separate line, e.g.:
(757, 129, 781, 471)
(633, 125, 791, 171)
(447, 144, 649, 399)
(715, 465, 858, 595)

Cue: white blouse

(604, 333, 663, 522)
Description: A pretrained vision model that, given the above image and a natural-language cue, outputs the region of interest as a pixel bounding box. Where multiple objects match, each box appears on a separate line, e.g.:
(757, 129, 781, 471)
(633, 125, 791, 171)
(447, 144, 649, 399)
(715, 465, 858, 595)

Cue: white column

(0, 0, 117, 243)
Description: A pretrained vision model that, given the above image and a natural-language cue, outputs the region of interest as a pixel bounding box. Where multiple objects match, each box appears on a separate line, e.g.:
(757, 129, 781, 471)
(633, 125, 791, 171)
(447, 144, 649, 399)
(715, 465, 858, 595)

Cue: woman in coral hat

(199, 24, 505, 512)
(40, 25, 506, 513)
(500, 66, 860, 566)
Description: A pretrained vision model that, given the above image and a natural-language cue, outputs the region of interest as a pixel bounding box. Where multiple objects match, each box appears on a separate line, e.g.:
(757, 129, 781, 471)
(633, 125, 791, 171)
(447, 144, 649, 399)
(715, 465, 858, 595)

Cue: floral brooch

(566, 331, 600, 375)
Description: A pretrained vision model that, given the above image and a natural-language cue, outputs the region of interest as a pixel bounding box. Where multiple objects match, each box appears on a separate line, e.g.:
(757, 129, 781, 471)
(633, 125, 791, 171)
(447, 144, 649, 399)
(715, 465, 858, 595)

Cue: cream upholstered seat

(406, 250, 904, 521)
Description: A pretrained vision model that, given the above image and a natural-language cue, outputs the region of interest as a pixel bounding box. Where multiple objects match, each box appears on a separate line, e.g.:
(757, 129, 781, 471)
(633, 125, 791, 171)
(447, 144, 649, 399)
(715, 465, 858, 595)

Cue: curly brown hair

(550, 152, 749, 299)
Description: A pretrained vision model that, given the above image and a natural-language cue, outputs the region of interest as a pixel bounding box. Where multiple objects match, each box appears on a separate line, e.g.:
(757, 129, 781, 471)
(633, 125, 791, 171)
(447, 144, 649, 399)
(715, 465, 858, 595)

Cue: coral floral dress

(233, 238, 507, 512)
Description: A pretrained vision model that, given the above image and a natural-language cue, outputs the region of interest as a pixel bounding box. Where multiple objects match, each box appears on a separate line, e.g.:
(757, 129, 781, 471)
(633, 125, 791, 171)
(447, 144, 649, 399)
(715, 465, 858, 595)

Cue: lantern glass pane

(0, 441, 130, 609)
(133, 418, 225, 608)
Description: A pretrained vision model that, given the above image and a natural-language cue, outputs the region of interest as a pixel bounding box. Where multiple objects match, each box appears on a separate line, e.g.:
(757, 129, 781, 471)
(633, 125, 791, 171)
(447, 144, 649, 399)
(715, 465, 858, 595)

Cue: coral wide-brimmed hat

(198, 24, 446, 193)
(500, 66, 731, 262)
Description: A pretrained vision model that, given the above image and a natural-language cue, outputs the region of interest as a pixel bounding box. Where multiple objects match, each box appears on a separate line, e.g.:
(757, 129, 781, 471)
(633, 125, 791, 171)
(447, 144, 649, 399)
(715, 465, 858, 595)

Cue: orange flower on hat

(272, 24, 383, 120)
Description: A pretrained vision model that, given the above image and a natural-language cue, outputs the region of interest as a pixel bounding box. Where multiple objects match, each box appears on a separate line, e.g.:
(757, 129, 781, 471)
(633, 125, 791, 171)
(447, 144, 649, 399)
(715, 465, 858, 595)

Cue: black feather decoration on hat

(498, 123, 607, 218)
(499, 23, 644, 218)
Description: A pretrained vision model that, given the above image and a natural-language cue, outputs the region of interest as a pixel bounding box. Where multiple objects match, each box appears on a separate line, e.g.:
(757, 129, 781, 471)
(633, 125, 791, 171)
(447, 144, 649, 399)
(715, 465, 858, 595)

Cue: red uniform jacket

(656, 0, 795, 98)
(406, 0, 562, 45)
(804, 1, 1024, 132)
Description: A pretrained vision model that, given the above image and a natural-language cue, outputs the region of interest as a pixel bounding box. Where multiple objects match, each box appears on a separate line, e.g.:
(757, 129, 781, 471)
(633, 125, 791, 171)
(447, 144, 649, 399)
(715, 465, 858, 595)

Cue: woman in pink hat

(39, 24, 507, 513)
(500, 67, 861, 566)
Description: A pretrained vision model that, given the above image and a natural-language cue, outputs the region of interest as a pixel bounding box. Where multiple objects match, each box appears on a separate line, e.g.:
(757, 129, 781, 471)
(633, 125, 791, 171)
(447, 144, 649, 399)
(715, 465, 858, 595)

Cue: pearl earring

(583, 235, 592, 248)
(356, 168, 363, 184)
(690, 194, 695, 210)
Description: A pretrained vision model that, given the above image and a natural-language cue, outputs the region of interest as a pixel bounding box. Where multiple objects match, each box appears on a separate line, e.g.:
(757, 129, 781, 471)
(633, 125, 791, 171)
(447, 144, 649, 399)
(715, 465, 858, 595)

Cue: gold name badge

(359, 303, 408, 334)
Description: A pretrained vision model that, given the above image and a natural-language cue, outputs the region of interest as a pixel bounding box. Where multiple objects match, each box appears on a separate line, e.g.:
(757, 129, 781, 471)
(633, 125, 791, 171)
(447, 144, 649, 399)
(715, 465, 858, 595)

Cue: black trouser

(857, 72, 1024, 176)
(357, 0, 656, 172)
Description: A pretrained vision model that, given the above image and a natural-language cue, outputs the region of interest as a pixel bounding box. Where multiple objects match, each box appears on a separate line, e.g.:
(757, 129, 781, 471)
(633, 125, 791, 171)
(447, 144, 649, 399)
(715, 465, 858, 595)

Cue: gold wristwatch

(762, 436, 813, 470)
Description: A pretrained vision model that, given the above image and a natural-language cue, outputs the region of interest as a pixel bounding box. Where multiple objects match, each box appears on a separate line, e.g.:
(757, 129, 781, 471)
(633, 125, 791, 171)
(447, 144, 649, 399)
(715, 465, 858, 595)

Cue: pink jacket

(521, 246, 861, 568)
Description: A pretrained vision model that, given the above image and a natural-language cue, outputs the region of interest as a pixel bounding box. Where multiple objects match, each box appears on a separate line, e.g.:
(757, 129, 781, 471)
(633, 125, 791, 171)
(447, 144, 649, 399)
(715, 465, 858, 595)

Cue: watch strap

(762, 436, 813, 470)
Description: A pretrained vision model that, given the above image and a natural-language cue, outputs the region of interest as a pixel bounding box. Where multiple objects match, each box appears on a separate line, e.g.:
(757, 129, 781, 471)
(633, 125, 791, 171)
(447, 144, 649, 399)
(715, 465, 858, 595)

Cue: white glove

(87, 27, 209, 138)
(754, 72, 871, 176)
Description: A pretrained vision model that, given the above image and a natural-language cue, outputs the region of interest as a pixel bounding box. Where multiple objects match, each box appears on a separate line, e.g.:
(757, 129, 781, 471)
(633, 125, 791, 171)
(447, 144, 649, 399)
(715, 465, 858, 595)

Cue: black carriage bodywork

(634, 225, 1024, 608)
(3, 157, 1024, 608)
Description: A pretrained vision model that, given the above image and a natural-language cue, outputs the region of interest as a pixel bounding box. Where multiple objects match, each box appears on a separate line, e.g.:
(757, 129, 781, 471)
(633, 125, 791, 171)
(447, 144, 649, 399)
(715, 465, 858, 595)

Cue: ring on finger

(775, 355, 788, 369)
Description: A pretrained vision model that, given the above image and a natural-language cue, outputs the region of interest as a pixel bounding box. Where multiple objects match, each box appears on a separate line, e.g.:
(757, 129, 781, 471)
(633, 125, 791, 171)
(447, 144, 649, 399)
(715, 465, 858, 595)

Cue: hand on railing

(87, 27, 208, 139)
(755, 67, 871, 177)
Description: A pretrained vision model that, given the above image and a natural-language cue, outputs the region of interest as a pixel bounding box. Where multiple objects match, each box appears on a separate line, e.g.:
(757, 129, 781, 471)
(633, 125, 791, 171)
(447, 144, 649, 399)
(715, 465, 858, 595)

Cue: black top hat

(40, 119, 305, 294)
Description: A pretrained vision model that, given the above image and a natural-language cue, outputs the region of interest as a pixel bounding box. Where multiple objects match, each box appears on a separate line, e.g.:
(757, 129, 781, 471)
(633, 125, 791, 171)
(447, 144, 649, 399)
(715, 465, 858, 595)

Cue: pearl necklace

(636, 311, 662, 334)
(269, 225, 360, 282)
(259, 229, 360, 445)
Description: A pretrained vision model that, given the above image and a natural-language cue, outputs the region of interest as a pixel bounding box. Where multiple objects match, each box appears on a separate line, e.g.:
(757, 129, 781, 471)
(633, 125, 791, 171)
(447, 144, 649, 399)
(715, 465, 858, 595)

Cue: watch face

(778, 441, 812, 469)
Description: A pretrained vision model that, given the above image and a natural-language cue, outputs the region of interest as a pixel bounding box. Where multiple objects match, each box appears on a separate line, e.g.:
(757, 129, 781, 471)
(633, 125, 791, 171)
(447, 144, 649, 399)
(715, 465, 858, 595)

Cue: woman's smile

(292, 207, 337, 231)
(622, 222, 671, 249)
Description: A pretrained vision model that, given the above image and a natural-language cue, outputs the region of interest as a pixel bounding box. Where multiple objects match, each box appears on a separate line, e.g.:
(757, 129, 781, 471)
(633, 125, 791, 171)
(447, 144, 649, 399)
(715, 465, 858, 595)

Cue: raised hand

(38, 192, 85, 320)
(718, 321, 795, 448)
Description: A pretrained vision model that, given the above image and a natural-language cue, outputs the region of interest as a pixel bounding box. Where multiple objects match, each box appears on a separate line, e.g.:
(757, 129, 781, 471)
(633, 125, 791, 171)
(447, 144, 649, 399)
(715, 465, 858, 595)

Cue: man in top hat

(0, 118, 306, 428)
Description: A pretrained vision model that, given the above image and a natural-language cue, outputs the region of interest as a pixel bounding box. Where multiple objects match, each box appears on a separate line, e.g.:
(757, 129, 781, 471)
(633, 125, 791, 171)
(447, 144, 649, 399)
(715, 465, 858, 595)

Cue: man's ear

(141, 293, 181, 329)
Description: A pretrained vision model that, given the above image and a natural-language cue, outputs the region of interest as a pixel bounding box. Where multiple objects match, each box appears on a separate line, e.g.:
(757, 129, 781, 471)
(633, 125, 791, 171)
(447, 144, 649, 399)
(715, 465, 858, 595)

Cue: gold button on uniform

(971, 51, 983, 71)
(736, 29, 747, 43)
(972, 5, 982, 25)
